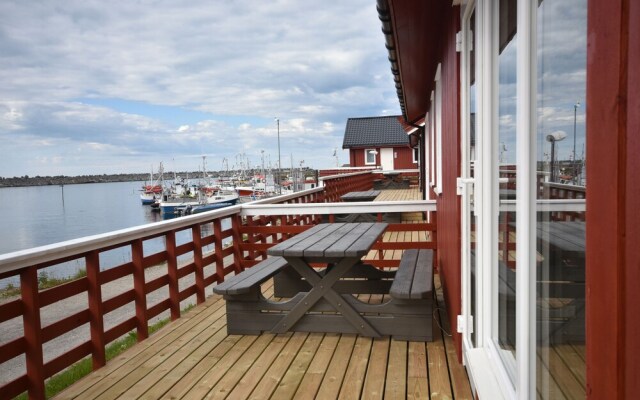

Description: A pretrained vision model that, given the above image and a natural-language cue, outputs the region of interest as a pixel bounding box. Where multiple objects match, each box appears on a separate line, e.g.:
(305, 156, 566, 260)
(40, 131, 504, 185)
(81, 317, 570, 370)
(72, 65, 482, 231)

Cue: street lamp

(572, 101, 580, 183)
(546, 130, 567, 182)
(275, 117, 281, 194)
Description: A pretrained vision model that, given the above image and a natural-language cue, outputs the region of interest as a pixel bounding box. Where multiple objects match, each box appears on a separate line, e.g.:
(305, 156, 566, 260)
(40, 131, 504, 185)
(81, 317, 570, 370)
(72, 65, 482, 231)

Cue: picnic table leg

(270, 257, 380, 337)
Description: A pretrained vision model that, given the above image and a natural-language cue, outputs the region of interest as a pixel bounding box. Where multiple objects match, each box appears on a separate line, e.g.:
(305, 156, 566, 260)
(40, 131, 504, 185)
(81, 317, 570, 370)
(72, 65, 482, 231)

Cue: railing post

(166, 230, 180, 320)
(231, 214, 244, 272)
(131, 239, 148, 341)
(213, 219, 224, 283)
(21, 266, 45, 400)
(246, 216, 258, 263)
(86, 250, 106, 370)
(192, 224, 206, 304)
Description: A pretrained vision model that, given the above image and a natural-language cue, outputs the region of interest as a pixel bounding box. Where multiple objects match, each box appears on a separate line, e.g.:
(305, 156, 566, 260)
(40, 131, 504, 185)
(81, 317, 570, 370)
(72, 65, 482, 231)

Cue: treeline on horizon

(0, 167, 317, 188)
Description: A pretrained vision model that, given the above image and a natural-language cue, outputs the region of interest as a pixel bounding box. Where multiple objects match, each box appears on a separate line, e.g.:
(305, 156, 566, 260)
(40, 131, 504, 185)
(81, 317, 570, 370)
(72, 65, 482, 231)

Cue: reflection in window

(468, 9, 477, 347)
(495, 0, 517, 383)
(536, 0, 587, 398)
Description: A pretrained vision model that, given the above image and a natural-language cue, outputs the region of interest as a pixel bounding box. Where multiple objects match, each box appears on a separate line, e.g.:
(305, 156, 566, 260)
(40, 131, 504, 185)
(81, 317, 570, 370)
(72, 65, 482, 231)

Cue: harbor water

(0, 181, 231, 288)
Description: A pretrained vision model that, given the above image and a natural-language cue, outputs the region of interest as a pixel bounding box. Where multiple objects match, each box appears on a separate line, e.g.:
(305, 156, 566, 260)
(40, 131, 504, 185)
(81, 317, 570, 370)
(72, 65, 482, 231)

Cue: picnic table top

(340, 190, 381, 201)
(267, 222, 388, 259)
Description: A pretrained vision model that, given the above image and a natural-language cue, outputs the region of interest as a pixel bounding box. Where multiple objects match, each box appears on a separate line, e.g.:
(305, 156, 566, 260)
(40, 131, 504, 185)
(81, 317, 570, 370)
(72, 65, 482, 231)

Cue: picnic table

(267, 222, 387, 337)
(340, 190, 381, 202)
(215, 222, 434, 340)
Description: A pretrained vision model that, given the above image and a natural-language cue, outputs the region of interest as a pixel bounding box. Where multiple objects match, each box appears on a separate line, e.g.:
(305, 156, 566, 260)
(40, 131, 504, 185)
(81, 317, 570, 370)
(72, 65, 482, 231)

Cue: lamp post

(546, 131, 567, 183)
(572, 101, 580, 183)
(275, 117, 281, 194)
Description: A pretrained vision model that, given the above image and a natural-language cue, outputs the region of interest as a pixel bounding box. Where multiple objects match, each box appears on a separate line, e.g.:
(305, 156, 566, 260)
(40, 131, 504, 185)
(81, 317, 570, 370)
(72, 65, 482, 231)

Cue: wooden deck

(55, 189, 472, 399)
(56, 275, 472, 400)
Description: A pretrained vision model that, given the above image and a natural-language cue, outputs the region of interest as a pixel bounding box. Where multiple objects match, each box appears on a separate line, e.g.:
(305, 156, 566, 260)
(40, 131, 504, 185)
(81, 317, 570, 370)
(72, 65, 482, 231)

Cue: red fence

(320, 171, 375, 202)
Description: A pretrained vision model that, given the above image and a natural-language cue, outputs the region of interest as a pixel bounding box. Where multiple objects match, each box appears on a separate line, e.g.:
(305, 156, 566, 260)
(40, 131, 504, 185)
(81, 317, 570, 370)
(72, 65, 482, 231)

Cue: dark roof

(342, 115, 409, 149)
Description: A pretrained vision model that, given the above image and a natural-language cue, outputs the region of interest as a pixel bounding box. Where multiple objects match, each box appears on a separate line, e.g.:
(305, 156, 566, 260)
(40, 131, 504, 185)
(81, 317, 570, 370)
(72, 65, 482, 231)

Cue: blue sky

(0, 1, 400, 176)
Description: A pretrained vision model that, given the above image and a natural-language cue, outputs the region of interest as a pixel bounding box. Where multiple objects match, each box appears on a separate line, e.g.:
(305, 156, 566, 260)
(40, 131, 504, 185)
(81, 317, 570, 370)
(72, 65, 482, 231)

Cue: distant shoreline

(0, 173, 155, 188)
(0, 168, 314, 188)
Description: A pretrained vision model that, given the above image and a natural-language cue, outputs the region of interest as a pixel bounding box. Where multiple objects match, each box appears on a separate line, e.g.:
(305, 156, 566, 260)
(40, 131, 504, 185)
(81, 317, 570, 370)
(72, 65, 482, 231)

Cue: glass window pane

(495, 0, 518, 383)
(536, 1, 587, 398)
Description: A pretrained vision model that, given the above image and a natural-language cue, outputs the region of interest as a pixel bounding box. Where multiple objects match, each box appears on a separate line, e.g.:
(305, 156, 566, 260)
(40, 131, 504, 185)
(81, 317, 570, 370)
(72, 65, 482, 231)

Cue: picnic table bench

(214, 223, 434, 341)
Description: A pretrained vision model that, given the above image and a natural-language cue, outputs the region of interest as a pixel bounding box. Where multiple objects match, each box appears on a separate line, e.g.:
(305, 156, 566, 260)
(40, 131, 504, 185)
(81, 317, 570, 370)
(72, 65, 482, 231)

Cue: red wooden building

(342, 115, 418, 170)
(379, 0, 639, 398)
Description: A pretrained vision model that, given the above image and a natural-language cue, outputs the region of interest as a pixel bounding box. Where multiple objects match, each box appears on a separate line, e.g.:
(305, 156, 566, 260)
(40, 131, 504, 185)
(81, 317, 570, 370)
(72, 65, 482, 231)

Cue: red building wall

(393, 147, 418, 169)
(435, 4, 463, 359)
(586, 0, 639, 397)
(348, 146, 417, 169)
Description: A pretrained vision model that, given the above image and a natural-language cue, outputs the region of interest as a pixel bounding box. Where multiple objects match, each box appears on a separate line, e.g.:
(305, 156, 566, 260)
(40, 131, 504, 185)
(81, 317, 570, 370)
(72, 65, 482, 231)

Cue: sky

(0, 0, 400, 177)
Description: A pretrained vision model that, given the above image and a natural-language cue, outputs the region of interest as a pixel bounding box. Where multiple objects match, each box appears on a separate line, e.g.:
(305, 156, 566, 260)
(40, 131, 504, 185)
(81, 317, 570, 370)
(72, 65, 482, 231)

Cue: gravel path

(0, 259, 222, 387)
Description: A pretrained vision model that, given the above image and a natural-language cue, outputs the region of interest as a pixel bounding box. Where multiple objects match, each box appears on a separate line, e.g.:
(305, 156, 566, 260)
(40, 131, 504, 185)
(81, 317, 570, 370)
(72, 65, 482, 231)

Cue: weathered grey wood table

(340, 190, 381, 202)
(268, 222, 388, 337)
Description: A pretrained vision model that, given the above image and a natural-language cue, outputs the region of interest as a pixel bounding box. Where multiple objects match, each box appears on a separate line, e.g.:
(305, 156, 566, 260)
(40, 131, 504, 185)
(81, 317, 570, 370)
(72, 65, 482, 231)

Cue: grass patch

(1, 269, 88, 299)
(15, 303, 193, 399)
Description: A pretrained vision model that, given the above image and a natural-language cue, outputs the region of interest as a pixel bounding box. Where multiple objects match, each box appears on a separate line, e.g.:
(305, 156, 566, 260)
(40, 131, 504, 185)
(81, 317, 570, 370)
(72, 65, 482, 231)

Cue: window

(364, 149, 377, 165)
(413, 147, 419, 163)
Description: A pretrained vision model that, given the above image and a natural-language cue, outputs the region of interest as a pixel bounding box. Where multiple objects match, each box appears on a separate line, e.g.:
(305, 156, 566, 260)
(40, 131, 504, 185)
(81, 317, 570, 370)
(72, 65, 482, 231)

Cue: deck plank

(56, 295, 221, 399)
(407, 342, 429, 400)
(141, 334, 242, 399)
(224, 332, 300, 399)
(361, 337, 390, 399)
(268, 333, 324, 400)
(384, 339, 408, 400)
(436, 278, 473, 400)
(170, 335, 259, 399)
(314, 334, 357, 399)
(427, 307, 453, 399)
(77, 299, 228, 399)
(293, 333, 341, 399)
(202, 333, 280, 399)
(115, 315, 231, 399)
(337, 336, 373, 399)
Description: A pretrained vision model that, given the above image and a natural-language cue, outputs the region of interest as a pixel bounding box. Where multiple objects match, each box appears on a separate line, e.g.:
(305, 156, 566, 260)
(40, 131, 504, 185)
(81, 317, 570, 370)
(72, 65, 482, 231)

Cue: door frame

(459, 0, 538, 398)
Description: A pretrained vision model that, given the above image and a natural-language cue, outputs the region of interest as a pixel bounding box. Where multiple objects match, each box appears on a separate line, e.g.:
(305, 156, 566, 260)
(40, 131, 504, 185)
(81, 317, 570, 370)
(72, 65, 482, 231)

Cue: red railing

(0, 181, 435, 400)
(320, 171, 375, 202)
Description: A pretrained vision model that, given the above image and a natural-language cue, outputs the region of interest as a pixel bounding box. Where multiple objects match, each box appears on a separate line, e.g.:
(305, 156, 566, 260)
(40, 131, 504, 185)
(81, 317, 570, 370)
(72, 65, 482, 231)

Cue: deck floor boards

(57, 189, 473, 399)
(58, 276, 471, 400)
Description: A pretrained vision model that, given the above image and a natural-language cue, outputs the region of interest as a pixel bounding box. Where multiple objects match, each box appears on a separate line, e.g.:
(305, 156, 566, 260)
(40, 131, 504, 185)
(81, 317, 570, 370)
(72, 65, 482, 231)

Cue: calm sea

(0, 181, 229, 287)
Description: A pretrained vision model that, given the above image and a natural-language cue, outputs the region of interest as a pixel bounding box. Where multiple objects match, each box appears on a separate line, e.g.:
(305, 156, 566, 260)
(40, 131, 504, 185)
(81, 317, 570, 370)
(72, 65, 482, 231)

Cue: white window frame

(429, 93, 436, 189)
(434, 64, 443, 195)
(412, 146, 419, 163)
(364, 148, 377, 165)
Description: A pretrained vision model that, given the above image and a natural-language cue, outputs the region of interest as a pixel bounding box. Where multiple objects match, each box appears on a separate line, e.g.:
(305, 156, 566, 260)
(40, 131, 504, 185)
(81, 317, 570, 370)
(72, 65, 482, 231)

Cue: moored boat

(140, 163, 164, 205)
(160, 188, 239, 216)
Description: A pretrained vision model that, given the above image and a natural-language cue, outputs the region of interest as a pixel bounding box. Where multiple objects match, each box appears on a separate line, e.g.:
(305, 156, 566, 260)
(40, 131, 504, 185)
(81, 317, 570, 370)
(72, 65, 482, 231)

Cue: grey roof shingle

(342, 115, 409, 149)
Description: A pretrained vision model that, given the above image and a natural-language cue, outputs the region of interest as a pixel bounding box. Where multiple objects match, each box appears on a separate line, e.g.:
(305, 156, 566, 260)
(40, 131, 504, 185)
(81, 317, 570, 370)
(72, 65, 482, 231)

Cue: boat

(160, 157, 239, 216)
(140, 163, 164, 205)
(160, 188, 239, 216)
(181, 191, 240, 215)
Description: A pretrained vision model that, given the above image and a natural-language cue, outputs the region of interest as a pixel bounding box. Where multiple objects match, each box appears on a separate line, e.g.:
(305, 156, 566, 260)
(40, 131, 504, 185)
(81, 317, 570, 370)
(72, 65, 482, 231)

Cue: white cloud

(0, 0, 399, 176)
